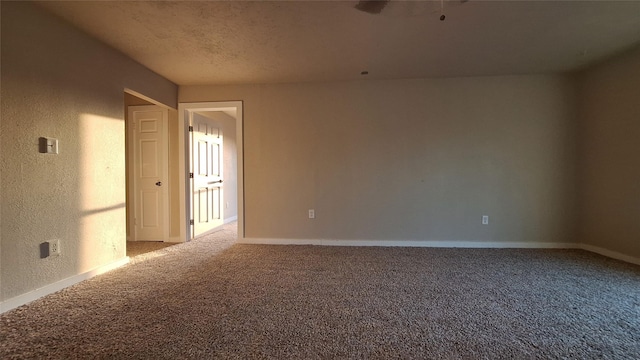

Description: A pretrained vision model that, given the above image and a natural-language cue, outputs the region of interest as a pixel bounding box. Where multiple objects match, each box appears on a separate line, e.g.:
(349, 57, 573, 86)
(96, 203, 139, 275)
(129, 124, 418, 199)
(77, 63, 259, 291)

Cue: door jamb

(178, 101, 244, 242)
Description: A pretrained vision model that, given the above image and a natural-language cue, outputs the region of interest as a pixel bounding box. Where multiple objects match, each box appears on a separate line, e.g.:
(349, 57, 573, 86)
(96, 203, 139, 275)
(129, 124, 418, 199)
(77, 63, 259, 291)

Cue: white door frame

(178, 101, 244, 242)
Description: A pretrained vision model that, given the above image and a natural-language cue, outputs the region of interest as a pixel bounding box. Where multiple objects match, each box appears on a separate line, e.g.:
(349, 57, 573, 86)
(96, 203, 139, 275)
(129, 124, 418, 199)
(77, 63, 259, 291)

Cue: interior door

(191, 113, 224, 238)
(129, 105, 169, 241)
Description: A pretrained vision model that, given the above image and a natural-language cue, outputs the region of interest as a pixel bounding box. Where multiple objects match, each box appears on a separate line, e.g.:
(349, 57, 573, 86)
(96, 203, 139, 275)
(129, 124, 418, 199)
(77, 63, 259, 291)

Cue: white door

(129, 105, 169, 241)
(191, 114, 224, 238)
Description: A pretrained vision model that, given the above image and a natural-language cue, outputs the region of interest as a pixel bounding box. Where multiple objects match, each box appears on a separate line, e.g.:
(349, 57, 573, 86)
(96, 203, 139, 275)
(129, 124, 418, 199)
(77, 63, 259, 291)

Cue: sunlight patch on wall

(77, 113, 127, 272)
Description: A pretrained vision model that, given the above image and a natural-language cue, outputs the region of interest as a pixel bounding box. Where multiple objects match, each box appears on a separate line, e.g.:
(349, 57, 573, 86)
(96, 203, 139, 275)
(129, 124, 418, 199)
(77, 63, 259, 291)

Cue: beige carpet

(2, 223, 639, 359)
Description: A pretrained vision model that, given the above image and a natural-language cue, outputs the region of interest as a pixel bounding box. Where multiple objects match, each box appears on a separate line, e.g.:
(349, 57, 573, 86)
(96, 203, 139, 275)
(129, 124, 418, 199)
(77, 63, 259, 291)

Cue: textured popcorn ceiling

(38, 1, 640, 85)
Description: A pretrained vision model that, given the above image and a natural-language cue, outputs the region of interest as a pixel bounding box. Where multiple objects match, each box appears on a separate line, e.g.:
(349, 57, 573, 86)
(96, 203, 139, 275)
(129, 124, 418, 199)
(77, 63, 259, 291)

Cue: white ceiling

(38, 1, 640, 86)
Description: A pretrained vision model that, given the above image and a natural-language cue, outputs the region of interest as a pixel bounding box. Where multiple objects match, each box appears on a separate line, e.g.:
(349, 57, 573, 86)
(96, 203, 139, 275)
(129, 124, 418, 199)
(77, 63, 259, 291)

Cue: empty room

(1, 1, 639, 358)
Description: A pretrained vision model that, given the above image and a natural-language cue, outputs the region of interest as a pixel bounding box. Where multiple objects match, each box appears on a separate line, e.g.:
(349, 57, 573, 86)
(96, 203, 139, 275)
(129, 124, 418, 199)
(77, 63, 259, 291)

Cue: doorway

(127, 105, 169, 242)
(178, 102, 244, 242)
(124, 91, 179, 258)
(191, 111, 225, 237)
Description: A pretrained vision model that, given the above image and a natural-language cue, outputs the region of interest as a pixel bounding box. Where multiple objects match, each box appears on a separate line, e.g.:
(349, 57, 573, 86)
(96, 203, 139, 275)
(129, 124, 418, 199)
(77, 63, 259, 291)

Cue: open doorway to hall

(189, 110, 236, 238)
(179, 102, 243, 242)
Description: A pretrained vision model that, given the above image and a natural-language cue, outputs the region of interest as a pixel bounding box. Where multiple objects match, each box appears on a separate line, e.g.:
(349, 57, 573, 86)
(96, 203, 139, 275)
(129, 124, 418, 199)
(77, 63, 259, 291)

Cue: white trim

(224, 215, 238, 224)
(167, 236, 183, 243)
(0, 257, 130, 314)
(178, 104, 188, 243)
(239, 238, 580, 249)
(578, 244, 640, 266)
(239, 238, 640, 265)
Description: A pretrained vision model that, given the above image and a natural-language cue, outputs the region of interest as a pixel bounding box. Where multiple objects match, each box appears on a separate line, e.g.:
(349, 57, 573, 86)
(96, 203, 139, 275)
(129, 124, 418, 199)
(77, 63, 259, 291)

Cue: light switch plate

(39, 137, 59, 154)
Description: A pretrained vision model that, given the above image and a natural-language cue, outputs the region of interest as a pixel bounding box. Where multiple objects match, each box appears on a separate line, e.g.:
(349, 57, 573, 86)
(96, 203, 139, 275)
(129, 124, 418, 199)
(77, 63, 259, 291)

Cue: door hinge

(188, 125, 194, 132)
(189, 219, 194, 225)
(189, 172, 194, 178)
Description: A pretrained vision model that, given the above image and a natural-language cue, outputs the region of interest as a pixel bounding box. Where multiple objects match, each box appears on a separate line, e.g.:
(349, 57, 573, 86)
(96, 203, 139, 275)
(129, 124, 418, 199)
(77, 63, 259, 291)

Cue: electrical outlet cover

(49, 240, 61, 256)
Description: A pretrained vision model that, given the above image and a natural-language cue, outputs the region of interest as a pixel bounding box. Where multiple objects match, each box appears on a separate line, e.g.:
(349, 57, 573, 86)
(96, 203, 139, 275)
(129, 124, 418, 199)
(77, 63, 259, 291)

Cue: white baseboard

(224, 215, 238, 224)
(0, 257, 130, 314)
(239, 238, 580, 249)
(240, 238, 640, 265)
(578, 244, 640, 266)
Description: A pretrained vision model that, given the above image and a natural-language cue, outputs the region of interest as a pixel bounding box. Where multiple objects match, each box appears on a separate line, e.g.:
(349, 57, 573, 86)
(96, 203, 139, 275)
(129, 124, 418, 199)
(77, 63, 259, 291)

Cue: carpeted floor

(1, 222, 639, 359)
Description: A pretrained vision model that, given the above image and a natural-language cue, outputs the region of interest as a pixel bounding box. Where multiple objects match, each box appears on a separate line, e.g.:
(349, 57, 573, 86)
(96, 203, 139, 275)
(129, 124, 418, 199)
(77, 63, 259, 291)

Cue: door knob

(155, 181, 162, 186)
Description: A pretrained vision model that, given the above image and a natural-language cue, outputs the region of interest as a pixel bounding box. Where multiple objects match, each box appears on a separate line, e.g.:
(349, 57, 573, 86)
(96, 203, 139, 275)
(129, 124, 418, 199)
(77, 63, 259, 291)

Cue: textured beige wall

(180, 75, 577, 243)
(1, 2, 177, 301)
(577, 46, 640, 259)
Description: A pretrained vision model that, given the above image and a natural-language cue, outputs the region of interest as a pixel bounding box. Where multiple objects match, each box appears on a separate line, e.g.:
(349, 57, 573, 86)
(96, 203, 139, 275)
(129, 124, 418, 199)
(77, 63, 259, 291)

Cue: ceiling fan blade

(355, 0, 389, 15)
